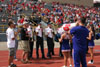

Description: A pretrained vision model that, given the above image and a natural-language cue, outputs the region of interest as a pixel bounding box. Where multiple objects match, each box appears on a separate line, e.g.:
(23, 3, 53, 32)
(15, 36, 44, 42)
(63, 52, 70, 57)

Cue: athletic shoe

(14, 58, 18, 61)
(8, 66, 11, 67)
(88, 60, 94, 64)
(62, 65, 67, 67)
(69, 64, 72, 67)
(11, 64, 16, 67)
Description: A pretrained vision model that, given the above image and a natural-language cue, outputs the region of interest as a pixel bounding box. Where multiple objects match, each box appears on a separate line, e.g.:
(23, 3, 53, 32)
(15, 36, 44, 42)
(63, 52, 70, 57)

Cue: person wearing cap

(20, 21, 30, 63)
(70, 17, 89, 67)
(45, 24, 55, 58)
(35, 23, 45, 59)
(59, 27, 72, 67)
(6, 21, 16, 67)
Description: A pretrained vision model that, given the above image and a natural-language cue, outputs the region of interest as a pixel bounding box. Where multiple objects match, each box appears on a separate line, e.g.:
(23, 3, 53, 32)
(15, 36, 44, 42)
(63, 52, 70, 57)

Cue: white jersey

(6, 28, 15, 48)
(35, 25, 43, 37)
(27, 26, 33, 38)
(45, 27, 53, 38)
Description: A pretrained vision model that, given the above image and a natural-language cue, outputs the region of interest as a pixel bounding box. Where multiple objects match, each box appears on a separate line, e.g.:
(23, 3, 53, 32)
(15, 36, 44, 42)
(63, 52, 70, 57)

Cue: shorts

(9, 48, 15, 56)
(21, 40, 30, 52)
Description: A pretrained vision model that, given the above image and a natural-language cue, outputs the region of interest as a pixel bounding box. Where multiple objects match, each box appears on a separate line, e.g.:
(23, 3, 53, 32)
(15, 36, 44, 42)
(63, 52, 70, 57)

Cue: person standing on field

(70, 17, 89, 67)
(20, 21, 30, 63)
(6, 21, 16, 67)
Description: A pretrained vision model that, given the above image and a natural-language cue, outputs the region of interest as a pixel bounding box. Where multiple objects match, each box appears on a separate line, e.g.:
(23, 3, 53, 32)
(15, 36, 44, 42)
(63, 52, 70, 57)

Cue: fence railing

(0, 25, 8, 33)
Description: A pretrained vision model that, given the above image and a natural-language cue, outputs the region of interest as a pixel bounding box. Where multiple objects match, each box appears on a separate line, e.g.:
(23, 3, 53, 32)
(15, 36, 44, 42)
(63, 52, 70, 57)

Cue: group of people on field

(6, 16, 95, 67)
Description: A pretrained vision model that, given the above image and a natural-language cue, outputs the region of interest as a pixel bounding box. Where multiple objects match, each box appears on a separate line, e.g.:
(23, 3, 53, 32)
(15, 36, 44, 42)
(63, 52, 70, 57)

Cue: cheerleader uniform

(61, 34, 70, 52)
(88, 35, 95, 48)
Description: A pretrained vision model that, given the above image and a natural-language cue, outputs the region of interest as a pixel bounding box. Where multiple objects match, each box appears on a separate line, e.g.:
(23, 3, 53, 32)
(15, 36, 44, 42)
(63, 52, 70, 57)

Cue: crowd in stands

(0, 0, 100, 28)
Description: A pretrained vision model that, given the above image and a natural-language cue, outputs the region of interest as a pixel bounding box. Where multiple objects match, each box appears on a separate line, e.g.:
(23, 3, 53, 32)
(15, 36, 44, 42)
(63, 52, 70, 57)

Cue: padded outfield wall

(41, 0, 93, 7)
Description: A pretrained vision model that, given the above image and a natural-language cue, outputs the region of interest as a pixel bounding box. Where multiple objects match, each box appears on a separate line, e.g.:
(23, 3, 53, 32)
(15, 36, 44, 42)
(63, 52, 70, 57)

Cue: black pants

(29, 38, 34, 58)
(59, 42, 63, 56)
(86, 40, 89, 53)
(70, 42, 73, 56)
(47, 37, 54, 57)
(36, 36, 45, 58)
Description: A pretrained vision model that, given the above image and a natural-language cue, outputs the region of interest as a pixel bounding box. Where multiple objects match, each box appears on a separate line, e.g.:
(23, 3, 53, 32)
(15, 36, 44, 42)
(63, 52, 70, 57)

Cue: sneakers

(8, 66, 11, 67)
(11, 64, 16, 67)
(62, 65, 72, 67)
(62, 65, 67, 67)
(14, 58, 18, 61)
(8, 63, 16, 67)
(88, 60, 94, 64)
(69, 64, 72, 67)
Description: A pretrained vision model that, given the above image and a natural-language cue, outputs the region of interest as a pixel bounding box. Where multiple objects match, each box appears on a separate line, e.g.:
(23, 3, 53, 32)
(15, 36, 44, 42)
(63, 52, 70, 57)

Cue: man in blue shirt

(70, 17, 89, 67)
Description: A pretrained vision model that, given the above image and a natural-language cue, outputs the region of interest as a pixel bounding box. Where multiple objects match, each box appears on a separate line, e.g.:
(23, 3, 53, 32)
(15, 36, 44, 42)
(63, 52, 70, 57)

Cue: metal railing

(0, 25, 8, 33)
